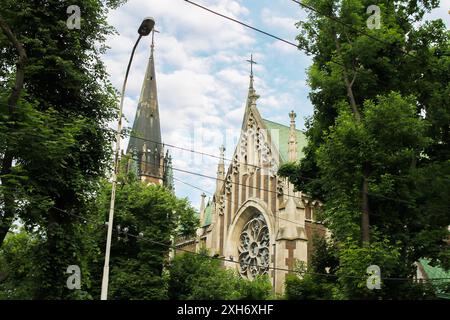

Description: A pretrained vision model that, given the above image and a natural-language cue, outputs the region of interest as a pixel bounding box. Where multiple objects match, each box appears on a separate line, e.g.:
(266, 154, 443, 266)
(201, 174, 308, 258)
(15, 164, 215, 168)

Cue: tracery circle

(238, 213, 270, 279)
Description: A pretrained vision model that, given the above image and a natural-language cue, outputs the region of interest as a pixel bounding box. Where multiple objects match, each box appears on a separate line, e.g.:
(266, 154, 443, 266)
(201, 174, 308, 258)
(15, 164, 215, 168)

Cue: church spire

(127, 30, 163, 183)
(246, 54, 259, 109)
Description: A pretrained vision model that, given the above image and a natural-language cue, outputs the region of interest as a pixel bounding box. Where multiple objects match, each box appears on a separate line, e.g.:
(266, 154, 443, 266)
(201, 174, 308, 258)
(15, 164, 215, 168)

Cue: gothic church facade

(179, 63, 327, 293)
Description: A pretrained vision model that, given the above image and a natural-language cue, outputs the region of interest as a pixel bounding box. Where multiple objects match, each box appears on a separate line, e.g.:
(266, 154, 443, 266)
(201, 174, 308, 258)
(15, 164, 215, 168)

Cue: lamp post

(100, 17, 155, 301)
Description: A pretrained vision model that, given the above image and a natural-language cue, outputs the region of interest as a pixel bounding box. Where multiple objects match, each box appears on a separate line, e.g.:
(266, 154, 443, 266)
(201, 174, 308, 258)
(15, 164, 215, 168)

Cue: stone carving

(238, 213, 270, 279)
(277, 178, 284, 196)
(256, 127, 263, 151)
(218, 195, 225, 215)
(232, 154, 240, 174)
(225, 175, 232, 194)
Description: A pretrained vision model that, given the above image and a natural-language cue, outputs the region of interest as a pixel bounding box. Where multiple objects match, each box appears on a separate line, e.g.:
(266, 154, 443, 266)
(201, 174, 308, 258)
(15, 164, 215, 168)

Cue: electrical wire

(129, 155, 450, 211)
(52, 206, 450, 283)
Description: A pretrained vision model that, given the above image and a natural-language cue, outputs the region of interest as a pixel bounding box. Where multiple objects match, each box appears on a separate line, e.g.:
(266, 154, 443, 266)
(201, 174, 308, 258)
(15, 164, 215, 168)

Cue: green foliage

(168, 249, 235, 300)
(280, 0, 450, 299)
(284, 236, 338, 300)
(88, 178, 199, 300)
(0, 0, 123, 299)
(0, 230, 37, 299)
(285, 273, 335, 300)
(168, 248, 272, 300)
(234, 275, 272, 300)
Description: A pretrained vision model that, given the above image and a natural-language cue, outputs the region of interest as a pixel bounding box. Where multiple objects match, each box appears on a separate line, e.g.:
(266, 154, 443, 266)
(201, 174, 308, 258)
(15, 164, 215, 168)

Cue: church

(175, 58, 328, 293)
(126, 32, 174, 191)
(126, 34, 327, 294)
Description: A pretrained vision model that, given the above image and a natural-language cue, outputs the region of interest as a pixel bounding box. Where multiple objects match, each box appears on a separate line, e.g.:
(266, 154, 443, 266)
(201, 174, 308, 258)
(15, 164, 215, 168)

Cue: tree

(88, 175, 199, 300)
(0, 230, 37, 299)
(284, 235, 338, 300)
(0, 0, 124, 298)
(168, 248, 272, 300)
(280, 0, 449, 298)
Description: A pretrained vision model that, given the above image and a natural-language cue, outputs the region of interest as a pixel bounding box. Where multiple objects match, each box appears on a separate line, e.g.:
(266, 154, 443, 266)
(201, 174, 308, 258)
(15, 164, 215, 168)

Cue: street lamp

(100, 17, 155, 301)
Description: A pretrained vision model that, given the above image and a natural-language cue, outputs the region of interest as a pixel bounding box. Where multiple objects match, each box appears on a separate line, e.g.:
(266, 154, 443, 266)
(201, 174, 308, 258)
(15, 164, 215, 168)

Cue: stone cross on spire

(245, 54, 259, 108)
(246, 54, 257, 77)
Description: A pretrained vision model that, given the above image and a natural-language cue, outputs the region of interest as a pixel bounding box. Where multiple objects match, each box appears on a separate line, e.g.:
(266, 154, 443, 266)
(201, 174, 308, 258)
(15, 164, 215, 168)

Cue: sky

(103, 0, 449, 210)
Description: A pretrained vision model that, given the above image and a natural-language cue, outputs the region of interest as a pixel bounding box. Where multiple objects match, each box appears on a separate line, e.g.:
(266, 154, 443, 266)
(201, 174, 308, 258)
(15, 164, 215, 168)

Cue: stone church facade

(128, 40, 448, 295)
(128, 38, 327, 293)
(178, 64, 328, 293)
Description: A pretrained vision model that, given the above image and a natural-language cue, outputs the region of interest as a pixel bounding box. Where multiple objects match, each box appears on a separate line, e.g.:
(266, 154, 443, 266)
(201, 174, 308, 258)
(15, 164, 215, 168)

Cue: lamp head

(138, 17, 155, 36)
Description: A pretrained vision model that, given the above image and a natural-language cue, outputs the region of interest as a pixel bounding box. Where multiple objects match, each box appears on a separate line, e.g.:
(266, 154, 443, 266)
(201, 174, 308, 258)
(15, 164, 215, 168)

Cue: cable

(173, 176, 213, 195)
(184, 0, 298, 48)
(289, 0, 439, 66)
(129, 155, 450, 211)
(2, 125, 449, 209)
(172, 174, 327, 231)
(183, 0, 348, 69)
(184, 0, 446, 94)
(127, 131, 263, 170)
(51, 205, 450, 282)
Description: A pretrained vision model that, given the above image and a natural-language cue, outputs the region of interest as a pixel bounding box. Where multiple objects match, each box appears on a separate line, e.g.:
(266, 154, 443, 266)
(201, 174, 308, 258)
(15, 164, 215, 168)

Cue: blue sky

(103, 0, 449, 210)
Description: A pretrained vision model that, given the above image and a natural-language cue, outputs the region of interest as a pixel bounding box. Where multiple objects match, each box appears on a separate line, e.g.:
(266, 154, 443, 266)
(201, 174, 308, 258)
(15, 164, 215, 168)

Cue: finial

(219, 145, 225, 159)
(289, 110, 297, 128)
(201, 192, 206, 198)
(289, 110, 296, 122)
(150, 29, 160, 56)
(246, 54, 257, 78)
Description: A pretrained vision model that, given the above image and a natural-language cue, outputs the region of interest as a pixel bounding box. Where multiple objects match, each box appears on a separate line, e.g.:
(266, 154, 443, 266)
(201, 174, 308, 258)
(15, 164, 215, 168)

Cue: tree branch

(0, 14, 27, 246)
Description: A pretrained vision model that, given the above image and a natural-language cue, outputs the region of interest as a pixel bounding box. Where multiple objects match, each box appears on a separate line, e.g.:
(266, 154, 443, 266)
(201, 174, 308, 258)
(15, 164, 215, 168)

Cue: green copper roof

(202, 201, 212, 227)
(419, 259, 450, 299)
(261, 118, 307, 163)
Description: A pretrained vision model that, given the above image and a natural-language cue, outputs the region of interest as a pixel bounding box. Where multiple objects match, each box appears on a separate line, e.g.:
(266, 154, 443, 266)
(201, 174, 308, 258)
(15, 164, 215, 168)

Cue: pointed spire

(288, 110, 298, 162)
(127, 31, 163, 182)
(245, 54, 259, 109)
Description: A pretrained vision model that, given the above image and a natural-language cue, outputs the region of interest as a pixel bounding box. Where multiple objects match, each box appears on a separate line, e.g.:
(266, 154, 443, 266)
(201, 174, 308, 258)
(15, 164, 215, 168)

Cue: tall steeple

(246, 54, 259, 109)
(127, 31, 163, 184)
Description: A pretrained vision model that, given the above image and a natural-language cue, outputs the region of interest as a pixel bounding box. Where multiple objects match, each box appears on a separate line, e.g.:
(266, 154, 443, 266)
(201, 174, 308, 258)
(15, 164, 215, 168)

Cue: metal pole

(100, 35, 143, 300)
(272, 242, 276, 295)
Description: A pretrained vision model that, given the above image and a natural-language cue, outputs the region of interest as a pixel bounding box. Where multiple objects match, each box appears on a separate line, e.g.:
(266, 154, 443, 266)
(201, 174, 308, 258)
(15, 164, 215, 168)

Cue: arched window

(238, 213, 270, 279)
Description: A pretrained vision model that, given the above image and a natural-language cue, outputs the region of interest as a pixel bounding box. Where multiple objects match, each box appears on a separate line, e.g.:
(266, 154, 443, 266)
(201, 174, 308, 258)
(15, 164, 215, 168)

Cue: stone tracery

(238, 213, 270, 279)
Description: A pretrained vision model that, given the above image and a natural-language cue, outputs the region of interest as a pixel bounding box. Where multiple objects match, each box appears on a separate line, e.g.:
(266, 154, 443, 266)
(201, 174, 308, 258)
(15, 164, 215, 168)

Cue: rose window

(238, 213, 270, 279)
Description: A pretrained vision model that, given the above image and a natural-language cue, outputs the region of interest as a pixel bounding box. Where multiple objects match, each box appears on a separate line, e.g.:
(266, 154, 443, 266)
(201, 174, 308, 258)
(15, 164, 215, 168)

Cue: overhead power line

(184, 0, 298, 47)
(52, 206, 450, 283)
(1, 127, 449, 209)
(129, 153, 450, 210)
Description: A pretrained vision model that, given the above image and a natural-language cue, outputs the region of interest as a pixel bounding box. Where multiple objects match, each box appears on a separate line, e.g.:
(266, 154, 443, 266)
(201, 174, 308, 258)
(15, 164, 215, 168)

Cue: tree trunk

(361, 174, 370, 245)
(333, 30, 370, 244)
(0, 15, 27, 247)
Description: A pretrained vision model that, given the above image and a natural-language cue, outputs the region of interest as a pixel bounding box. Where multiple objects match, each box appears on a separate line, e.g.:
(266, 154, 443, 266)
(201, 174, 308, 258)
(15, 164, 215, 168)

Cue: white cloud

(103, 0, 313, 210)
(261, 8, 298, 35)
